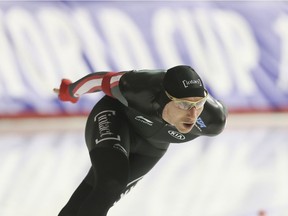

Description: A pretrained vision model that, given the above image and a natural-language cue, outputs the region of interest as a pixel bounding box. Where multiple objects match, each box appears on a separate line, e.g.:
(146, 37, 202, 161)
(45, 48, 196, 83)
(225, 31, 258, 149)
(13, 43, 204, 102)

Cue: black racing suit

(58, 70, 227, 216)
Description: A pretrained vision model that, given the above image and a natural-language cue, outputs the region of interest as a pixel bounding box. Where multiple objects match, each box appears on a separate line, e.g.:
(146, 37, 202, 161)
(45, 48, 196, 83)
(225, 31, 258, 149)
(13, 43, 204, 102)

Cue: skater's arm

(54, 71, 125, 103)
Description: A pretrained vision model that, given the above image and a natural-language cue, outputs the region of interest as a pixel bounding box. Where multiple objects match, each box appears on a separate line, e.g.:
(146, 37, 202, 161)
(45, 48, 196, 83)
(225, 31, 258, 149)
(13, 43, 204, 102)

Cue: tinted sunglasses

(165, 90, 209, 110)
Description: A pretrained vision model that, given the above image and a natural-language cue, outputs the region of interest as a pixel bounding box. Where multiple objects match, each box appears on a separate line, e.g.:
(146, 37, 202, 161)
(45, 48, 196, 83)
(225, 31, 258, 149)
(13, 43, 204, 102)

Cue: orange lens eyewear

(165, 90, 209, 110)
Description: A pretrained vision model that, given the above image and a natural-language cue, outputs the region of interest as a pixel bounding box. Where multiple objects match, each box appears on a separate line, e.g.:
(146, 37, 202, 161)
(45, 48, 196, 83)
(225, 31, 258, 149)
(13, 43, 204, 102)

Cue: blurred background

(0, 1, 287, 216)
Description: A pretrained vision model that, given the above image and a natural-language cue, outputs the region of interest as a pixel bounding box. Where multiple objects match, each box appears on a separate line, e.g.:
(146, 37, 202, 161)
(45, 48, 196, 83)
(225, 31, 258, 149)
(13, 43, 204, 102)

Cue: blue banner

(0, 2, 287, 116)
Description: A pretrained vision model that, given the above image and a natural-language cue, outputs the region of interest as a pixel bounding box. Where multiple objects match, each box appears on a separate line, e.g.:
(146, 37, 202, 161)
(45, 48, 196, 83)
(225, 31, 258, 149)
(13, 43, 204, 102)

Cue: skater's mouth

(183, 123, 194, 129)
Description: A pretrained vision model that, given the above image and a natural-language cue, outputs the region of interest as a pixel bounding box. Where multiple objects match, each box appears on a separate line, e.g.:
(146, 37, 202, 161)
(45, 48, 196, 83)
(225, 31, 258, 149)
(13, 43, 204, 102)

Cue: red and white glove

(54, 79, 79, 103)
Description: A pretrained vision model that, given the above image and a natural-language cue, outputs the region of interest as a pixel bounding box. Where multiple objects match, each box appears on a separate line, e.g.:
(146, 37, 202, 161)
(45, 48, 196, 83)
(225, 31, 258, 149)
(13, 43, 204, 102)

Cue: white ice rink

(0, 113, 288, 216)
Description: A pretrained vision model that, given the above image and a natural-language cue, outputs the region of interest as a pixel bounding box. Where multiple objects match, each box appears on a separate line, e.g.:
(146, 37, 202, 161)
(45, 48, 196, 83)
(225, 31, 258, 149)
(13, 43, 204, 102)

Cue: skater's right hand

(53, 79, 79, 103)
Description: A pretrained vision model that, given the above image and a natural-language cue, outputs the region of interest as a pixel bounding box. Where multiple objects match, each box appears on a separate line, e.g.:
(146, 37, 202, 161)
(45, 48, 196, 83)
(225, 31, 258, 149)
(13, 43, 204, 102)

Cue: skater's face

(162, 93, 207, 134)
